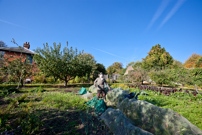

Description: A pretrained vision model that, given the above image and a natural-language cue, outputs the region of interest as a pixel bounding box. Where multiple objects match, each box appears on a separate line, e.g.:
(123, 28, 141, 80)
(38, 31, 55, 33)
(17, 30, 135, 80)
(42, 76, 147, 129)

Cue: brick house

(0, 42, 37, 82)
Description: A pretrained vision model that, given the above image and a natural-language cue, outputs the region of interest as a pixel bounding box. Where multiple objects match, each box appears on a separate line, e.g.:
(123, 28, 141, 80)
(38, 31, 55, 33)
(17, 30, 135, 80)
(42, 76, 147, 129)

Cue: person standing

(94, 72, 111, 100)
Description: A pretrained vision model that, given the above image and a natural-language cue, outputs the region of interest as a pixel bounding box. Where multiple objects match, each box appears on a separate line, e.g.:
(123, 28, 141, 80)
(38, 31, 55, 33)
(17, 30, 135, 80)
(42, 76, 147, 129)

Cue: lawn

(1, 83, 201, 134)
(0, 84, 112, 135)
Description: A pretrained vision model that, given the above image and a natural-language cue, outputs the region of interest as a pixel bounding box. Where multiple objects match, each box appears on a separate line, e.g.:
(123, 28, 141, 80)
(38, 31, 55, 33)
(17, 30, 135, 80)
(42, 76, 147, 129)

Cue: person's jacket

(94, 77, 110, 90)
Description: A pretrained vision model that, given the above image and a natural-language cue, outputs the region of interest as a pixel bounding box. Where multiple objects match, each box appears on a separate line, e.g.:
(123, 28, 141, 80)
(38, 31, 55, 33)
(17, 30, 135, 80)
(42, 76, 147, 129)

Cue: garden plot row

(128, 84, 198, 96)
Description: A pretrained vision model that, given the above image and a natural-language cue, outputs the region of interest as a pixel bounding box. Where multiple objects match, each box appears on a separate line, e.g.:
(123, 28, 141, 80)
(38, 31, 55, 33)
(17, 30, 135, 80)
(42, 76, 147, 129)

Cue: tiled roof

(0, 47, 35, 55)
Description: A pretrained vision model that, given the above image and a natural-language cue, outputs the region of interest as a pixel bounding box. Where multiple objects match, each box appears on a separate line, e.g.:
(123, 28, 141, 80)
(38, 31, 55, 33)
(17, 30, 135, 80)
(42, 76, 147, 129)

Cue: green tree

(93, 63, 106, 80)
(1, 53, 33, 87)
(107, 62, 123, 76)
(195, 57, 202, 68)
(126, 61, 135, 68)
(171, 59, 183, 69)
(107, 65, 116, 76)
(149, 70, 171, 86)
(117, 68, 126, 75)
(190, 68, 202, 87)
(168, 68, 193, 87)
(78, 53, 96, 82)
(34, 42, 93, 86)
(132, 61, 143, 70)
(142, 44, 173, 71)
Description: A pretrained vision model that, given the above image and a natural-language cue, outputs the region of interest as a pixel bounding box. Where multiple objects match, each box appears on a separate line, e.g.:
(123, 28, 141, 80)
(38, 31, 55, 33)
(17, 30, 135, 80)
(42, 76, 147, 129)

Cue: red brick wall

(3, 51, 39, 81)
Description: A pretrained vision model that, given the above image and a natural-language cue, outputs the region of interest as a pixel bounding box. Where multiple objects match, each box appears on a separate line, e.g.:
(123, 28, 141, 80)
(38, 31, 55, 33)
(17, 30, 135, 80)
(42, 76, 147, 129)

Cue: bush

(33, 74, 46, 83)
(149, 70, 171, 86)
(75, 76, 81, 83)
(45, 76, 55, 83)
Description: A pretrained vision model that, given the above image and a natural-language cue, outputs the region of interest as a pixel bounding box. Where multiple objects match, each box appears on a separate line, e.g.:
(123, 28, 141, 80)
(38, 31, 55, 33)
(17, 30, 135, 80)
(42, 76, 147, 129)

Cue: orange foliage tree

(184, 53, 202, 68)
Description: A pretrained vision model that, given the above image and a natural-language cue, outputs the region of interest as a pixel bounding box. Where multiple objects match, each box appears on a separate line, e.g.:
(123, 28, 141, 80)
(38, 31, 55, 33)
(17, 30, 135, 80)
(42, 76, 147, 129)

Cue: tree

(117, 68, 126, 75)
(195, 57, 202, 68)
(93, 63, 106, 80)
(1, 53, 34, 87)
(34, 42, 93, 86)
(0, 41, 7, 47)
(168, 68, 193, 87)
(77, 53, 96, 82)
(171, 59, 183, 69)
(126, 61, 135, 68)
(132, 61, 143, 70)
(107, 65, 116, 76)
(190, 68, 202, 87)
(112, 62, 123, 70)
(184, 53, 202, 68)
(149, 70, 171, 86)
(107, 62, 123, 76)
(142, 44, 173, 71)
(128, 67, 148, 84)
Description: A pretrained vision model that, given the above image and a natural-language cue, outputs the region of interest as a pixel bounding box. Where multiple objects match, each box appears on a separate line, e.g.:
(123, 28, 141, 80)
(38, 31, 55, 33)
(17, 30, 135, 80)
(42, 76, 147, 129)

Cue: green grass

(131, 88, 202, 130)
(42, 92, 88, 110)
(0, 84, 112, 134)
(0, 85, 87, 134)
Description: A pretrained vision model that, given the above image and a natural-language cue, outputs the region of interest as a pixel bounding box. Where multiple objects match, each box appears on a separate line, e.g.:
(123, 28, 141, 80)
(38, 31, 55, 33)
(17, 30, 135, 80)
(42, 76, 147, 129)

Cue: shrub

(75, 76, 81, 83)
(33, 74, 46, 83)
(45, 76, 55, 83)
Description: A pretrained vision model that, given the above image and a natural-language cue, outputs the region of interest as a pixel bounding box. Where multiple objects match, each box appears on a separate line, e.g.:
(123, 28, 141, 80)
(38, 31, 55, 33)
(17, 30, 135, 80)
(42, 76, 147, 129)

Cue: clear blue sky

(0, 0, 202, 68)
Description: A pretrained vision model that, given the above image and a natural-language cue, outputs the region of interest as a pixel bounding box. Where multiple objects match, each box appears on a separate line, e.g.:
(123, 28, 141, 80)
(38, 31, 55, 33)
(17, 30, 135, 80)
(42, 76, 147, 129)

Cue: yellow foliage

(110, 83, 129, 90)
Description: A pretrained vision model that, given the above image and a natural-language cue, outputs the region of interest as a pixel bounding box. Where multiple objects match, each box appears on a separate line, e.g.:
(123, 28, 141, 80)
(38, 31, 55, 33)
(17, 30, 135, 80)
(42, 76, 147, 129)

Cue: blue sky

(0, 0, 202, 68)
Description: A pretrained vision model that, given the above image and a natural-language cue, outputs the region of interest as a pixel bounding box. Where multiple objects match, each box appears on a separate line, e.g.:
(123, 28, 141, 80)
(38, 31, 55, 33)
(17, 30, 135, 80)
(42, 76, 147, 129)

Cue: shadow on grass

(1, 107, 113, 135)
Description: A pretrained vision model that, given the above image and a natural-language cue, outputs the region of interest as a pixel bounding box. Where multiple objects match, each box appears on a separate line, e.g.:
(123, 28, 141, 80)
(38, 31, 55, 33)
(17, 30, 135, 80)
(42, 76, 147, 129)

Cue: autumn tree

(112, 62, 123, 70)
(184, 53, 202, 68)
(34, 42, 95, 86)
(142, 44, 173, 71)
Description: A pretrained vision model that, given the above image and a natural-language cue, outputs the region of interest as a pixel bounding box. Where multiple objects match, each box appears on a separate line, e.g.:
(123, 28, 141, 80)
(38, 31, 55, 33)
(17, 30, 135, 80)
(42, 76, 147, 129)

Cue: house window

(25, 54, 33, 64)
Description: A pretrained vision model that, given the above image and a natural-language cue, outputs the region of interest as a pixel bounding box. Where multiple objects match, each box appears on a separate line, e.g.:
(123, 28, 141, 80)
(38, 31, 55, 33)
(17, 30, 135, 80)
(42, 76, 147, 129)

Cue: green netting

(86, 97, 107, 115)
(78, 87, 87, 95)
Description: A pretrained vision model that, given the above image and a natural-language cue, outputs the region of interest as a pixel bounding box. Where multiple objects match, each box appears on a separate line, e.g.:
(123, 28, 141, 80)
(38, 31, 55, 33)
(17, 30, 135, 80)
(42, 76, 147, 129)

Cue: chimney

(23, 42, 30, 49)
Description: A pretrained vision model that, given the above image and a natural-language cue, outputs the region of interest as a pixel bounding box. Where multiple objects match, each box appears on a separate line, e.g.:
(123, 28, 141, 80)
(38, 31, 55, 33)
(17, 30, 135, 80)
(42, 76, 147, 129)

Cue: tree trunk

(21, 79, 24, 87)
(64, 80, 67, 87)
(142, 80, 144, 85)
(87, 74, 90, 83)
